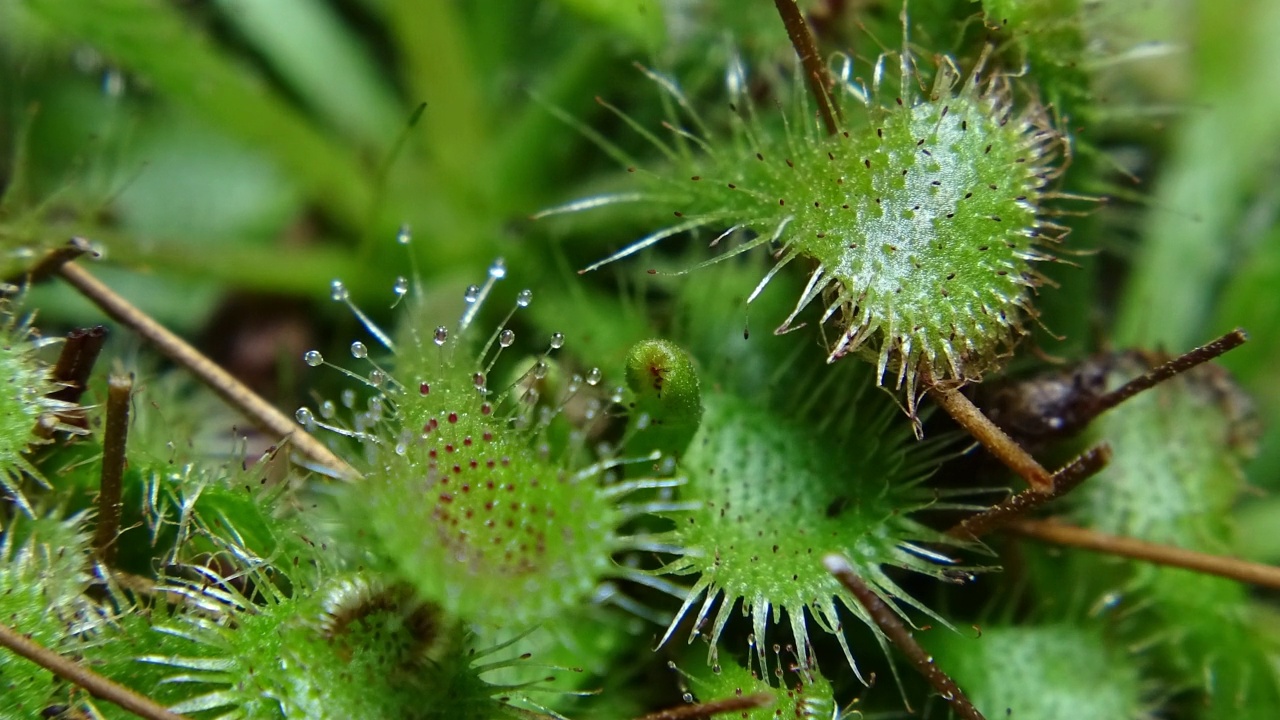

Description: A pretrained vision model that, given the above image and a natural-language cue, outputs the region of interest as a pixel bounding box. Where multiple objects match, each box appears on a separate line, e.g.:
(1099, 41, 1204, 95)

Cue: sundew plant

(2, 1, 1280, 719)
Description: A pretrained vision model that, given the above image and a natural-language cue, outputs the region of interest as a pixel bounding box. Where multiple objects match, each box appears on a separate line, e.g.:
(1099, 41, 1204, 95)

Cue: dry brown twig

(92, 373, 132, 566)
(0, 620, 189, 720)
(825, 554, 985, 720)
(1005, 519, 1280, 591)
(27, 240, 359, 481)
(632, 692, 774, 720)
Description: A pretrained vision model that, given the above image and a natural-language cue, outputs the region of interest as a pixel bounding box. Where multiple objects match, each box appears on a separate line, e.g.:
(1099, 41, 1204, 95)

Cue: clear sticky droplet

(350, 341, 368, 359)
(532, 361, 548, 379)
(295, 408, 314, 425)
(434, 326, 449, 346)
(681, 693, 694, 704)
(369, 370, 386, 387)
(393, 276, 409, 296)
(396, 224, 412, 244)
(330, 279, 349, 302)
(463, 284, 481, 303)
(515, 289, 532, 307)
(304, 350, 324, 367)
(489, 258, 507, 279)
(320, 400, 336, 419)
(498, 329, 515, 347)
(585, 367, 602, 386)
(341, 389, 356, 408)
(549, 332, 565, 349)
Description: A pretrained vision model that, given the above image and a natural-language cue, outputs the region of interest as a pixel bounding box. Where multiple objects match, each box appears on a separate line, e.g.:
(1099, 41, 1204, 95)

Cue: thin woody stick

(1083, 329, 1248, 419)
(824, 554, 985, 720)
(48, 326, 109, 407)
(773, 0, 839, 136)
(33, 325, 109, 438)
(948, 444, 1112, 540)
(51, 251, 358, 481)
(1004, 518, 1280, 591)
(633, 692, 773, 720)
(93, 373, 132, 565)
(928, 382, 1055, 492)
(0, 619, 189, 720)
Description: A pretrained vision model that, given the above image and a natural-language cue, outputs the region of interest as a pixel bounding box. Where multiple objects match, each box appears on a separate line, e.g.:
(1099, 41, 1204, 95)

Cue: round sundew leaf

(551, 50, 1062, 403)
(654, 383, 971, 675)
(114, 567, 531, 720)
(927, 623, 1149, 720)
(322, 287, 664, 631)
(364, 384, 622, 628)
(1067, 356, 1252, 548)
(1048, 356, 1280, 717)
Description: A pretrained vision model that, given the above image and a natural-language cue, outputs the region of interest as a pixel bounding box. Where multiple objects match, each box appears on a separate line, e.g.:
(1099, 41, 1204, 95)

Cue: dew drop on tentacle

(304, 350, 324, 367)
(330, 278, 397, 352)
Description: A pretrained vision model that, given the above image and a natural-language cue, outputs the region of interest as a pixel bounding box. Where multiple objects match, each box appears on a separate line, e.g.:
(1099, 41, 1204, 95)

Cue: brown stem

(17, 237, 97, 284)
(55, 254, 358, 481)
(948, 444, 1112, 540)
(49, 326, 109, 407)
(93, 373, 132, 565)
(928, 383, 1054, 492)
(633, 692, 773, 720)
(773, 0, 839, 135)
(1004, 518, 1280, 591)
(0, 620, 189, 720)
(1085, 329, 1248, 418)
(824, 554, 985, 720)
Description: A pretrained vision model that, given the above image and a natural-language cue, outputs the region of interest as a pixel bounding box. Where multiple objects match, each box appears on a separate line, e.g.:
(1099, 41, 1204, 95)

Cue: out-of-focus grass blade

(555, 0, 665, 51)
(212, 0, 404, 150)
(25, 0, 378, 231)
(1116, 0, 1280, 349)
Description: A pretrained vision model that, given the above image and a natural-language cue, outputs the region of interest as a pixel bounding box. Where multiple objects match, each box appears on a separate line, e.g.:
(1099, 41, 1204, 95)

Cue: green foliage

(0, 513, 101, 713)
(0, 302, 64, 516)
(0, 1, 1278, 719)
(680, 650, 844, 719)
(929, 623, 1149, 719)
